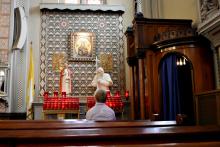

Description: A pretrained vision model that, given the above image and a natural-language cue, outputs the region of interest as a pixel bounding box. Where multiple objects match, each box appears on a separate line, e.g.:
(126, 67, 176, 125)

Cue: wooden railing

(0, 120, 220, 146)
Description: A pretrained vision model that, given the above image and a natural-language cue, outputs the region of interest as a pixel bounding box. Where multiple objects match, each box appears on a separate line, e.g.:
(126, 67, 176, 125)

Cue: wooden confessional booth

(125, 16, 215, 124)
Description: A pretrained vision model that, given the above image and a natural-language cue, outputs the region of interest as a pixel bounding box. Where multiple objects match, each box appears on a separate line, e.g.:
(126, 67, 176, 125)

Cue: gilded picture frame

(70, 31, 96, 61)
(99, 53, 113, 72)
(52, 52, 66, 72)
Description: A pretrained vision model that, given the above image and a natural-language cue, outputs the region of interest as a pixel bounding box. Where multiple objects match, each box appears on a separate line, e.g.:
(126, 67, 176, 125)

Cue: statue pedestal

(32, 102, 43, 120)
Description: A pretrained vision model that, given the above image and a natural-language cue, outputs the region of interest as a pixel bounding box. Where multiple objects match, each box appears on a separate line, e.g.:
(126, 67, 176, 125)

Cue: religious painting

(52, 52, 66, 72)
(99, 53, 113, 72)
(70, 31, 95, 61)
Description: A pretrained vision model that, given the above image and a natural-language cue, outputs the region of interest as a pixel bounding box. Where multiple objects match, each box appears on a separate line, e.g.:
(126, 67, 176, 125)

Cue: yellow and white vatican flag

(26, 43, 35, 120)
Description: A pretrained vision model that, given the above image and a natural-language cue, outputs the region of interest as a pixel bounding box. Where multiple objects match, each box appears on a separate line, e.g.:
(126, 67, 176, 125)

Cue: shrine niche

(70, 31, 95, 61)
(40, 5, 125, 96)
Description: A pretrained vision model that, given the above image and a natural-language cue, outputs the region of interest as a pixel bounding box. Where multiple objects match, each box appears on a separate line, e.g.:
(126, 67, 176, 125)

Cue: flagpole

(26, 41, 35, 120)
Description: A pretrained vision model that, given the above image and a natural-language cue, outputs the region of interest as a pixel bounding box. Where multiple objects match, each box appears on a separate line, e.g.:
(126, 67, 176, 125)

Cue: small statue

(59, 63, 72, 95)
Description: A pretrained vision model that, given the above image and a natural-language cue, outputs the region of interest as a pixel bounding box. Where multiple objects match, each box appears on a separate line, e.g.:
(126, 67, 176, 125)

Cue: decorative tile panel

(0, 49, 8, 65)
(40, 10, 125, 96)
(40, 11, 47, 96)
(2, 0, 11, 3)
(16, 0, 24, 7)
(17, 59, 24, 111)
(0, 27, 9, 37)
(0, 39, 8, 49)
(0, 16, 10, 26)
(1, 3, 11, 14)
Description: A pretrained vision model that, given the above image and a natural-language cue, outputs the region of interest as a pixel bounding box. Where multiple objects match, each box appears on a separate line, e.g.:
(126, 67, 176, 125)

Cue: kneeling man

(86, 89, 116, 121)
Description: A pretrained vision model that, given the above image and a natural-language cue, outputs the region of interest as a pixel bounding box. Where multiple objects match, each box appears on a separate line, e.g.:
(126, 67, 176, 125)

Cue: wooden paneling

(133, 18, 192, 49)
(195, 90, 220, 125)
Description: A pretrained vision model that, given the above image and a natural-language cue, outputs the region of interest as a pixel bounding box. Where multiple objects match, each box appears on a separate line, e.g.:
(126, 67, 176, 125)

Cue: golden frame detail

(99, 53, 113, 72)
(70, 31, 95, 61)
(52, 52, 66, 72)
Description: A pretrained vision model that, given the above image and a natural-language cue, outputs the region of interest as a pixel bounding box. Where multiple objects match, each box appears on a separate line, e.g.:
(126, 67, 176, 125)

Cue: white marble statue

(91, 67, 113, 93)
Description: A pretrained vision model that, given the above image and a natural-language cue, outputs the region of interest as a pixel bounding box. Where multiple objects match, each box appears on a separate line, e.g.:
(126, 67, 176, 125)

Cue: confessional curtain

(160, 55, 181, 120)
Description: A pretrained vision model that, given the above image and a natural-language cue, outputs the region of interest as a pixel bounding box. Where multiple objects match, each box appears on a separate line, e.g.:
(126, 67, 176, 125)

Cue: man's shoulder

(104, 105, 115, 112)
(87, 106, 96, 114)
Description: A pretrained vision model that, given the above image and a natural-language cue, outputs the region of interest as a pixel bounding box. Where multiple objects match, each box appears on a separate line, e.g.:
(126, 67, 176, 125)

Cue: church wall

(29, 0, 134, 98)
(142, 0, 161, 18)
(29, 0, 41, 102)
(107, 0, 134, 95)
(160, 0, 199, 25)
(141, 0, 199, 26)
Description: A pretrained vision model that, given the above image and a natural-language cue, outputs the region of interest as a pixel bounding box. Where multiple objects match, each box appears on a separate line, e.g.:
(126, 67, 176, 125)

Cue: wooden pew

(0, 120, 219, 146)
(0, 120, 176, 129)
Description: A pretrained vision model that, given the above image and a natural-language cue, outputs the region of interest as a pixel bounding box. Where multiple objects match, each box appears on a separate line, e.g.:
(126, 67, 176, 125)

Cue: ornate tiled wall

(0, 0, 10, 112)
(40, 10, 125, 96)
(0, 0, 10, 65)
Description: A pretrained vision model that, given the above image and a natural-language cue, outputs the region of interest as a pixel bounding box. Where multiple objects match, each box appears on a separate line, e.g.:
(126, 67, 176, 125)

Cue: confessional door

(159, 53, 195, 124)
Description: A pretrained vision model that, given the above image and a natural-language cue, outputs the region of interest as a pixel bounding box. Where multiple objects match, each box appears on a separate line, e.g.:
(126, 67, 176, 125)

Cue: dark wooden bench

(0, 120, 219, 146)
(0, 120, 176, 129)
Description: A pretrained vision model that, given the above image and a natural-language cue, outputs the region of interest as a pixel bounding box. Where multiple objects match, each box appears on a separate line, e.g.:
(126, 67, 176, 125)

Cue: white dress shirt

(86, 102, 116, 121)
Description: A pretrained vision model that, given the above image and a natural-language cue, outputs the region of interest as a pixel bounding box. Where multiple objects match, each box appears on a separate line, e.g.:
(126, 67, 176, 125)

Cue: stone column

(135, 0, 144, 17)
(136, 0, 143, 14)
